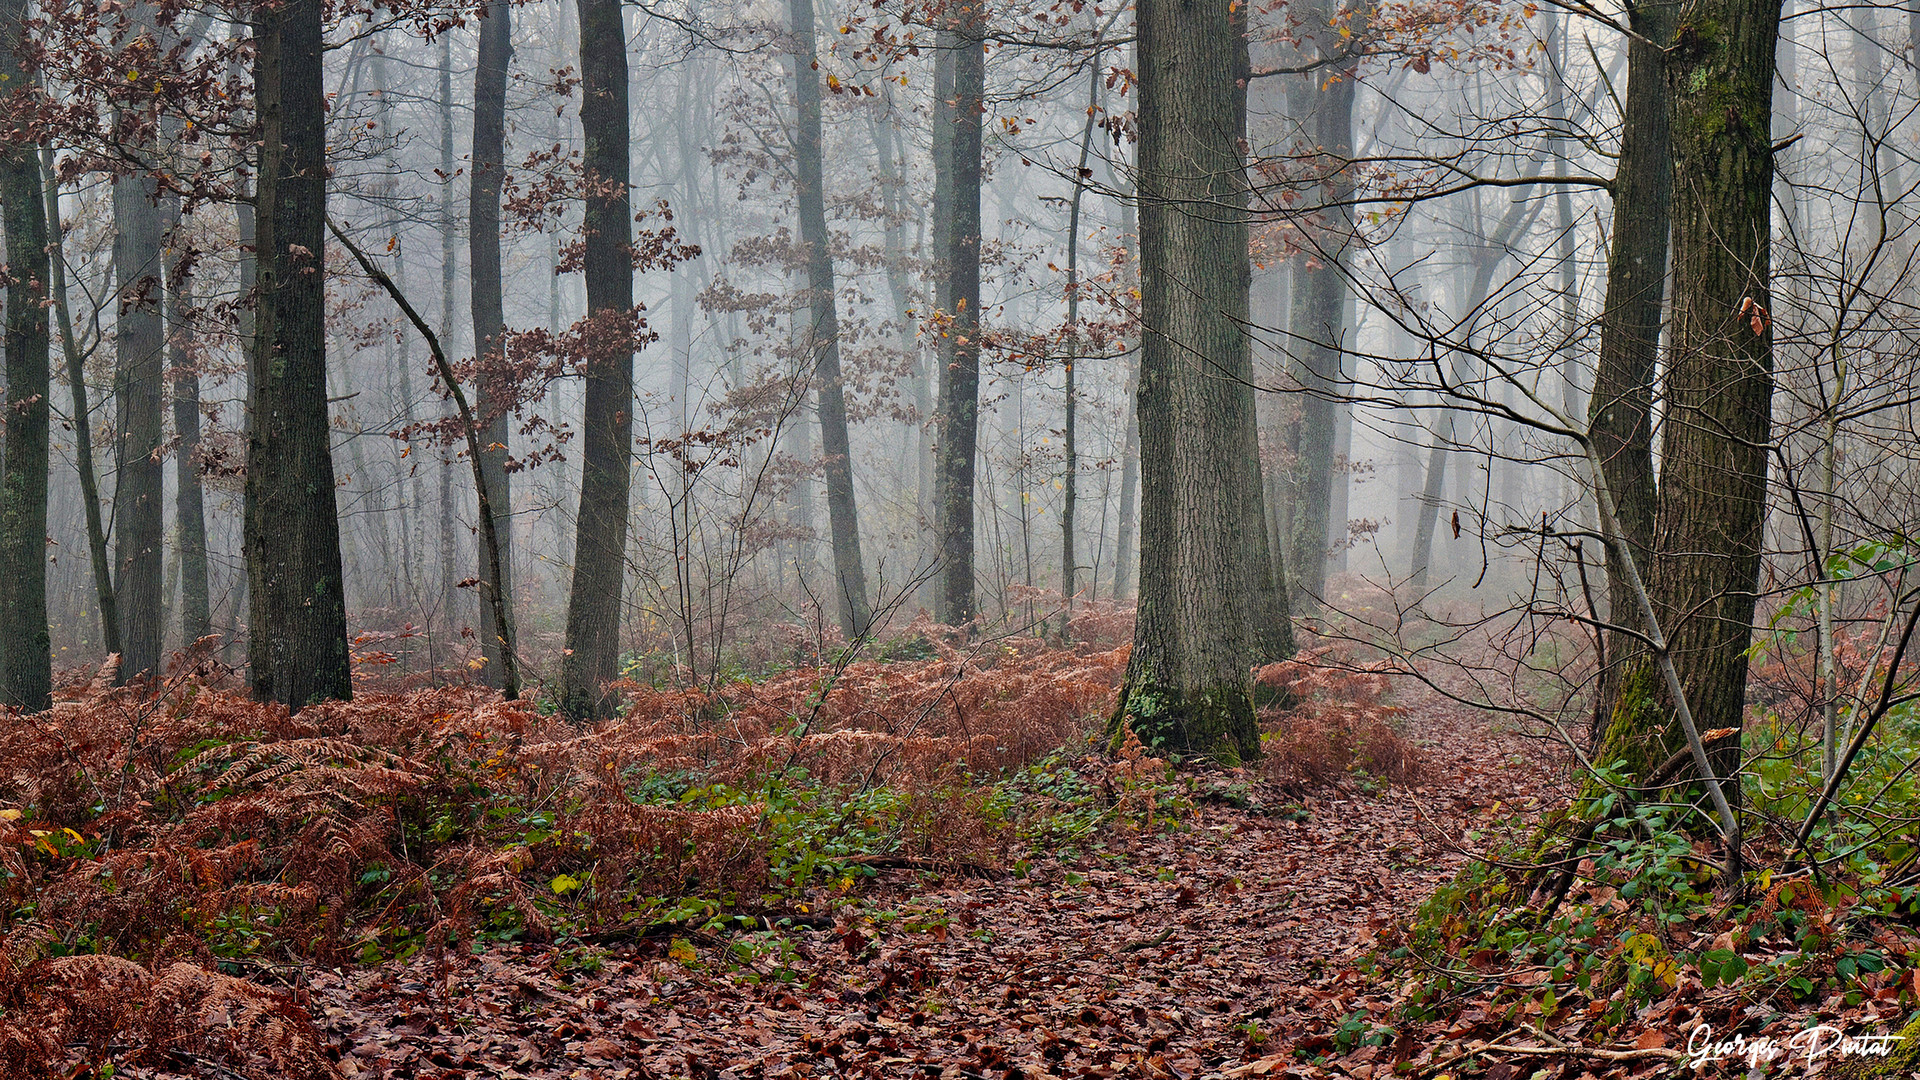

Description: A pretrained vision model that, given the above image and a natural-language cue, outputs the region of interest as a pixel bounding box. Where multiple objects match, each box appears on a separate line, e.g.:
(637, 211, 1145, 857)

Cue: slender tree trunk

(166, 191, 211, 644)
(1279, 1, 1358, 611)
(1111, 0, 1270, 762)
(44, 150, 121, 659)
(789, 0, 871, 642)
(1110, 357, 1140, 600)
(437, 33, 461, 651)
(932, 14, 985, 626)
(113, 164, 166, 681)
(471, 0, 516, 687)
(1058, 55, 1104, 639)
(558, 0, 637, 719)
(246, 0, 352, 707)
(0, 0, 52, 710)
(1586, 0, 1675, 741)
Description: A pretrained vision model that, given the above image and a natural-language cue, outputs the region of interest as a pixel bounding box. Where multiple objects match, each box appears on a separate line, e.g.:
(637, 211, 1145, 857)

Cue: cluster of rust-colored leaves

(1256, 649, 1422, 789)
(0, 635, 1129, 1079)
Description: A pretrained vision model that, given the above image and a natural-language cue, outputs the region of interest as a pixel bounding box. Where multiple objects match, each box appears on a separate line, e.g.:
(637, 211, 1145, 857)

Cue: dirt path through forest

(308, 688, 1568, 1079)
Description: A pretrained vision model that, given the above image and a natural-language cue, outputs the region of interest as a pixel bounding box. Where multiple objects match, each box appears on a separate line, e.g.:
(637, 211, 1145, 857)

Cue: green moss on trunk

(1111, 678, 1260, 765)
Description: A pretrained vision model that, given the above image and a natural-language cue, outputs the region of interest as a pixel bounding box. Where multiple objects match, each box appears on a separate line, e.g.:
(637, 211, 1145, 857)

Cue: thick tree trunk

(1623, 0, 1777, 795)
(471, 0, 516, 687)
(246, 0, 352, 707)
(0, 0, 52, 710)
(1586, 0, 1675, 742)
(1111, 0, 1269, 763)
(790, 0, 871, 643)
(113, 168, 166, 681)
(932, 16, 984, 626)
(558, 0, 637, 719)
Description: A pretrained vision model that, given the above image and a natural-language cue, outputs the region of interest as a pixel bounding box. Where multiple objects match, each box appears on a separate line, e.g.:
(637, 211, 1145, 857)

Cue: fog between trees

(0, 0, 1912, 771)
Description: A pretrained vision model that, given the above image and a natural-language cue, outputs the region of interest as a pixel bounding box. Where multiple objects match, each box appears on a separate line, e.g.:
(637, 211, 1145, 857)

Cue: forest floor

(296, 684, 1570, 1080)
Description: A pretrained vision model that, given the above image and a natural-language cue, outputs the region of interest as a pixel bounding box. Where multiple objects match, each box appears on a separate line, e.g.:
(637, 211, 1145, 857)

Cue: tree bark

(113, 165, 166, 681)
(558, 0, 637, 719)
(1589, 0, 1776, 802)
(932, 14, 984, 626)
(471, 0, 516, 687)
(790, 0, 871, 643)
(0, 0, 52, 710)
(246, 0, 352, 707)
(1111, 0, 1269, 763)
(165, 188, 211, 645)
(1586, 0, 1675, 741)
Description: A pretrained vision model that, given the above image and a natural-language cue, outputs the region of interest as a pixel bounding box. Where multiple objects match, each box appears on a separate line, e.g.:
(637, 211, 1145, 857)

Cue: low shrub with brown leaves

(1255, 649, 1423, 789)
(0, 640, 1129, 1077)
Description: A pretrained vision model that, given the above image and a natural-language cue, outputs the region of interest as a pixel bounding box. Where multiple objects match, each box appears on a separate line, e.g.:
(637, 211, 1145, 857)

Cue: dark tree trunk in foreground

(1111, 0, 1274, 763)
(1598, 0, 1778, 800)
(558, 0, 637, 719)
(790, 0, 871, 642)
(471, 0, 517, 687)
(1585, 0, 1675, 755)
(0, 0, 52, 711)
(931, 15, 984, 626)
(246, 0, 352, 707)
(113, 167, 166, 681)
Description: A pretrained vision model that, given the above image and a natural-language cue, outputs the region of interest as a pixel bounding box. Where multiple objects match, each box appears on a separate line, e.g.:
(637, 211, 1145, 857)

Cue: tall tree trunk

(1058, 54, 1104, 639)
(166, 190, 211, 644)
(1628, 0, 1778, 795)
(1279, 1, 1358, 611)
(246, 0, 352, 707)
(0, 0, 52, 711)
(558, 0, 637, 719)
(1111, 0, 1270, 763)
(471, 0, 516, 687)
(1586, 0, 1675, 743)
(44, 150, 121, 660)
(932, 12, 984, 626)
(789, 0, 871, 642)
(113, 165, 166, 681)
(1111, 179, 1140, 601)
(437, 33, 461, 653)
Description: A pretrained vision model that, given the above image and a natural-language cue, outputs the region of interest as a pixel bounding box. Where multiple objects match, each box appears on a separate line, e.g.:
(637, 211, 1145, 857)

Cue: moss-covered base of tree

(1109, 678, 1260, 765)
(1581, 660, 1675, 807)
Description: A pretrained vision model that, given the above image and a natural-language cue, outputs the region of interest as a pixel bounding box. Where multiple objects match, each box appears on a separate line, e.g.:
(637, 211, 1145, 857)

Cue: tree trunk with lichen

(1110, 0, 1268, 764)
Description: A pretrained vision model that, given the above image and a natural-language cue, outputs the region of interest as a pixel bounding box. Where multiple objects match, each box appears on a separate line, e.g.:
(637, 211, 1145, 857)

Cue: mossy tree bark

(1590, 0, 1778, 806)
(1112, 0, 1276, 764)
